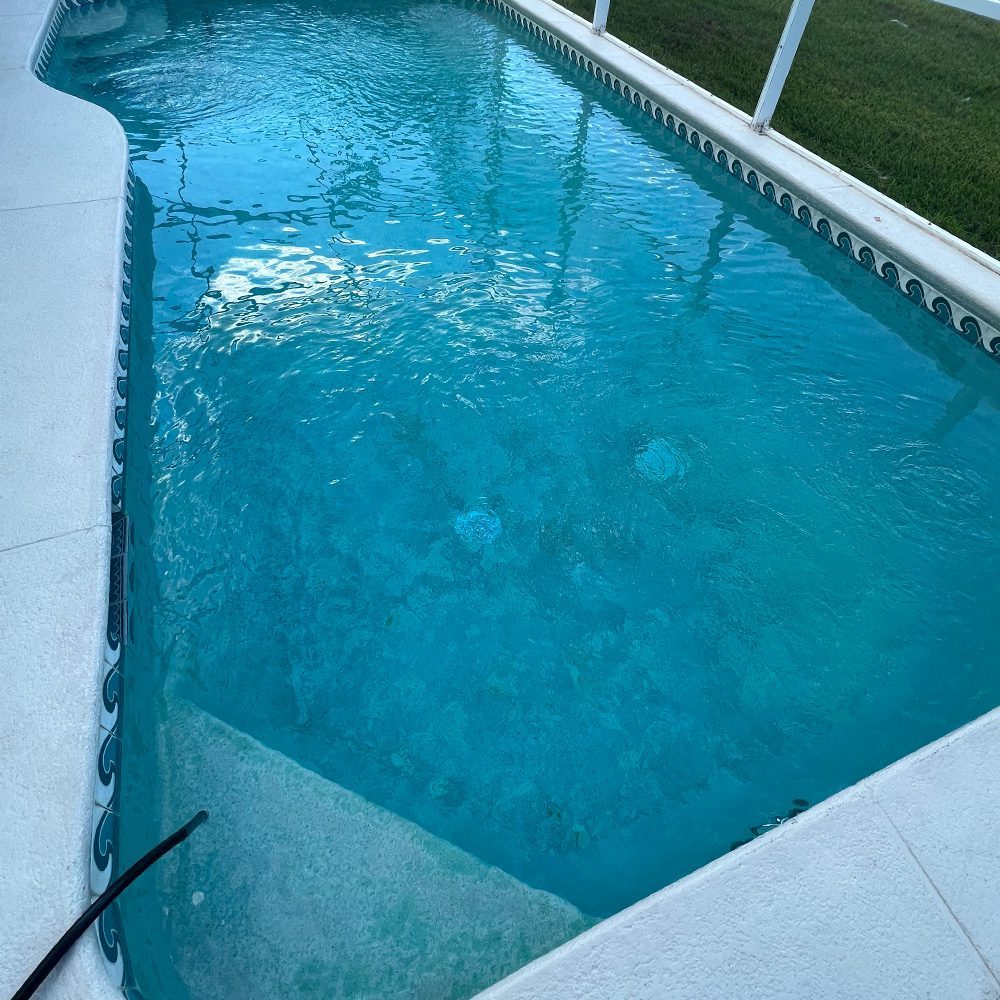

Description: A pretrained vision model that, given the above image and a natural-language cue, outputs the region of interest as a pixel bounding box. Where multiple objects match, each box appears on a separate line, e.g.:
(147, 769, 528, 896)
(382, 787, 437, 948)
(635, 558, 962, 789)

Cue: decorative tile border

(87, 164, 136, 997)
(91, 510, 135, 995)
(34, 0, 128, 76)
(32, 0, 68, 79)
(479, 0, 1000, 360)
(35, 2, 138, 985)
(112, 168, 134, 515)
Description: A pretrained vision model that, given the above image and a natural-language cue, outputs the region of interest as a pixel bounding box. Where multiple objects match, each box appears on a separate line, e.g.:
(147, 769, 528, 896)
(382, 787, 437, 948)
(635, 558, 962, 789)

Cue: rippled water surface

(51, 0, 1000, 995)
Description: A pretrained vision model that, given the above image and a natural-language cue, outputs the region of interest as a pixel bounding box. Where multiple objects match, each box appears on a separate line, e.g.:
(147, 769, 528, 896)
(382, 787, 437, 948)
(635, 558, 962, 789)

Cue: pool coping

(0, 0, 998, 996)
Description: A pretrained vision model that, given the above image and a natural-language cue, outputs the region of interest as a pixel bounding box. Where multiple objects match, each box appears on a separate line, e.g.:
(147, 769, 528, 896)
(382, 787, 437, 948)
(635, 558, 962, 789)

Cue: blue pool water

(51, 0, 1000, 995)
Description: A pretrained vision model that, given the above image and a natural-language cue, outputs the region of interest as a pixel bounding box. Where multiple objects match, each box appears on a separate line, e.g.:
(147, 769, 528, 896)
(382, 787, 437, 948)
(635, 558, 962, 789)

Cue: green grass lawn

(557, 0, 1000, 259)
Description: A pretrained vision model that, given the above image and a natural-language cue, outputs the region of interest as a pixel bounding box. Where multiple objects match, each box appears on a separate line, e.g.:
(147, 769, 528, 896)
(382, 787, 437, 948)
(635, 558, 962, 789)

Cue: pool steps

(155, 698, 594, 998)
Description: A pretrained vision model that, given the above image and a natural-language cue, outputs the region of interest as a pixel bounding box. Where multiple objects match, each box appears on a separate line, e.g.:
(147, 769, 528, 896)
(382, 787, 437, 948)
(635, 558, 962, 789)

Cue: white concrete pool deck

(1, 2, 129, 998)
(1, 0, 999, 997)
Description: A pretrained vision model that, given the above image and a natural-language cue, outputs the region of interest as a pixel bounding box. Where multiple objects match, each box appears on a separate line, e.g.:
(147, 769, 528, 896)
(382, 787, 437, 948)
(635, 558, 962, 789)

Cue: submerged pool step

(155, 699, 593, 999)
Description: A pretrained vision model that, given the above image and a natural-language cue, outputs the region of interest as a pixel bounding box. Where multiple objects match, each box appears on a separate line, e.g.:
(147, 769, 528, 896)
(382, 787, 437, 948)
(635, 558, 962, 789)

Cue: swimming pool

(47, 0, 1000, 995)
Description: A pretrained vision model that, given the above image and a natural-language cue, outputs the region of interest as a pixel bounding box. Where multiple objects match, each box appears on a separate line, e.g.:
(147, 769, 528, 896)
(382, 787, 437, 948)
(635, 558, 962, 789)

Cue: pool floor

(49, 0, 1000, 995)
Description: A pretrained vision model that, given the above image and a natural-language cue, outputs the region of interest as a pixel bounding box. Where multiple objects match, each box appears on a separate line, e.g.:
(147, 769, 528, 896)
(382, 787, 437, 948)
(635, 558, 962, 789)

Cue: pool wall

(1, 0, 999, 996)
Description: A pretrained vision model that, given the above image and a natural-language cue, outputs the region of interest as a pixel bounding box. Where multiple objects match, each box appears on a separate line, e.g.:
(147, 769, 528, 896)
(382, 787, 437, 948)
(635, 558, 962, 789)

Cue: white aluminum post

(593, 0, 611, 34)
(751, 0, 816, 132)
